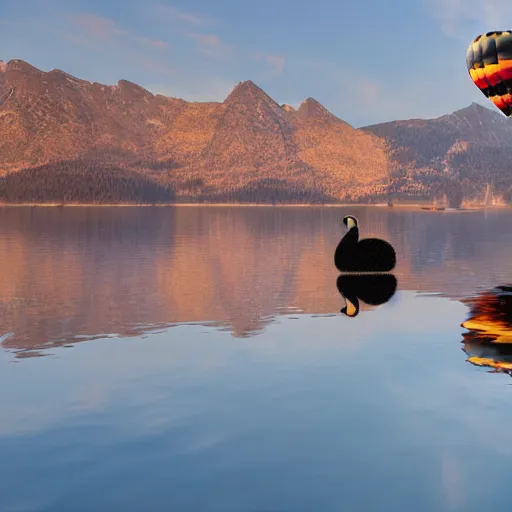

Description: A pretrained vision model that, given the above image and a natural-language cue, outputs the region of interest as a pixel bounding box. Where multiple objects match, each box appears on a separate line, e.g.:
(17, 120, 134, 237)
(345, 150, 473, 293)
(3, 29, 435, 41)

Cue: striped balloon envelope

(466, 31, 512, 116)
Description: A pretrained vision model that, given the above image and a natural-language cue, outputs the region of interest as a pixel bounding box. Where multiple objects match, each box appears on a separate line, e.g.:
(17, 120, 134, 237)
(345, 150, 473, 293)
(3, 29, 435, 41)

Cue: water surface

(2, 206, 512, 511)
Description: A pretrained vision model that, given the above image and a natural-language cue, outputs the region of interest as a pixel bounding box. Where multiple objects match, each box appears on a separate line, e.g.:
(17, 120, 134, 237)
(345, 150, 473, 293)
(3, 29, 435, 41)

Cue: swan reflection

(336, 274, 398, 317)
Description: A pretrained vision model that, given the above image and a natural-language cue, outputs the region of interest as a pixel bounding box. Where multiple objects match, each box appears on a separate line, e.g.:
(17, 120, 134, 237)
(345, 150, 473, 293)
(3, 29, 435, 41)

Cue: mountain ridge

(361, 99, 512, 204)
(0, 58, 510, 205)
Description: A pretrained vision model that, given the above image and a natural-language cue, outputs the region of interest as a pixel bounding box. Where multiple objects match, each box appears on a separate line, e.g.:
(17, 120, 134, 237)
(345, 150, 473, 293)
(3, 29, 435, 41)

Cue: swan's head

(343, 215, 358, 230)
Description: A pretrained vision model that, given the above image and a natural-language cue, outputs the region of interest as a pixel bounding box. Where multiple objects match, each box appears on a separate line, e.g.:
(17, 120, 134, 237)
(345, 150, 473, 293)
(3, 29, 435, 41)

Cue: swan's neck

(343, 227, 359, 244)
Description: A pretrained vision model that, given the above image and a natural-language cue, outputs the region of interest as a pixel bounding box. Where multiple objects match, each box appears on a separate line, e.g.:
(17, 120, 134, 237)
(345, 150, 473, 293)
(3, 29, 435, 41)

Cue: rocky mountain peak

(6, 59, 41, 75)
(116, 79, 154, 100)
(224, 80, 281, 109)
(297, 97, 348, 126)
(447, 101, 501, 121)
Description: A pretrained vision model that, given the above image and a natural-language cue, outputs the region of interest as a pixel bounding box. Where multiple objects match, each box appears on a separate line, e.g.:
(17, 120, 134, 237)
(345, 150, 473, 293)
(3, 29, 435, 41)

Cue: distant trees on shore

(0, 158, 509, 206)
(0, 160, 175, 204)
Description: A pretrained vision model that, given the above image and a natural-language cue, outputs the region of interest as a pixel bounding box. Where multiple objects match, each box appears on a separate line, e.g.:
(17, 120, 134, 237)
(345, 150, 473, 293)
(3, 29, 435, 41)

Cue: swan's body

(334, 215, 396, 272)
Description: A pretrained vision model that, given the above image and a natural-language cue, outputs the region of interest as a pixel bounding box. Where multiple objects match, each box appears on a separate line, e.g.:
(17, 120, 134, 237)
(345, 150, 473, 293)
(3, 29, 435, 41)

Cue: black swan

(334, 215, 396, 272)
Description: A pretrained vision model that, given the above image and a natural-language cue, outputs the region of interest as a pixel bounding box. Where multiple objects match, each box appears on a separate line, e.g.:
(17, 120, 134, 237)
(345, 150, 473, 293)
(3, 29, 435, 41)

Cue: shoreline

(0, 202, 509, 210)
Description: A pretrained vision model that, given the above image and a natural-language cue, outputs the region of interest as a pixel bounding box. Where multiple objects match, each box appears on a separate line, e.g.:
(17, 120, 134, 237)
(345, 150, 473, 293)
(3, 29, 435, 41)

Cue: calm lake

(2, 205, 512, 511)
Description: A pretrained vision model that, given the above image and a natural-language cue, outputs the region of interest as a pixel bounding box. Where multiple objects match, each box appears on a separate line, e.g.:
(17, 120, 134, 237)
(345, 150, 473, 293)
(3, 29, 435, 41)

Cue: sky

(0, 0, 509, 126)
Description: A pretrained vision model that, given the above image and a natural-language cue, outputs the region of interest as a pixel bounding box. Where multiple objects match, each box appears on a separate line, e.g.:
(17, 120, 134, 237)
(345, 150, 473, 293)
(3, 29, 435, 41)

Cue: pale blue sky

(0, 0, 508, 126)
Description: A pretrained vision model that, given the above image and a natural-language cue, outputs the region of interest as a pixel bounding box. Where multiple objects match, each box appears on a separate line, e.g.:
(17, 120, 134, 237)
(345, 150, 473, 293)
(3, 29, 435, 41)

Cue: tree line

(0, 159, 175, 204)
(2, 158, 511, 207)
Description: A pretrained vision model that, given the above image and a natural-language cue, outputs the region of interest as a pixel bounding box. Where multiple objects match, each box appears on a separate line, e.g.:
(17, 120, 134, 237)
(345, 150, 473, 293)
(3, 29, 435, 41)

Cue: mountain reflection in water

(2, 206, 512, 358)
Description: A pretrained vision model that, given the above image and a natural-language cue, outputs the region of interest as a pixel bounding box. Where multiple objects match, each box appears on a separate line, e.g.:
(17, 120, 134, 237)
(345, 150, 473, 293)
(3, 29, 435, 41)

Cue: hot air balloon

(466, 31, 512, 116)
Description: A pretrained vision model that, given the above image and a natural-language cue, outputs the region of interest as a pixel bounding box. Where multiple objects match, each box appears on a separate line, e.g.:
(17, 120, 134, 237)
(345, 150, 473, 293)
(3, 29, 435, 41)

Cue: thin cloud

(358, 80, 380, 105)
(157, 4, 213, 26)
(64, 33, 99, 50)
(70, 14, 124, 42)
(187, 32, 232, 58)
(301, 58, 446, 125)
(425, 0, 512, 39)
(266, 54, 285, 74)
(189, 33, 221, 45)
(134, 36, 168, 48)
(69, 13, 168, 48)
(139, 60, 177, 78)
(252, 52, 286, 76)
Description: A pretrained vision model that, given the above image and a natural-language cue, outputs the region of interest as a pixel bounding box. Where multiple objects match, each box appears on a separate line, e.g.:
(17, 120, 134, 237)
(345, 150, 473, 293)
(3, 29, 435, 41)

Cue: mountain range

(0, 58, 511, 205)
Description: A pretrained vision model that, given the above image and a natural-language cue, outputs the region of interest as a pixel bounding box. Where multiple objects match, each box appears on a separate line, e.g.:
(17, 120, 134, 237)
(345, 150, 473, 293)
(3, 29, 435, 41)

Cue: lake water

(2, 205, 512, 511)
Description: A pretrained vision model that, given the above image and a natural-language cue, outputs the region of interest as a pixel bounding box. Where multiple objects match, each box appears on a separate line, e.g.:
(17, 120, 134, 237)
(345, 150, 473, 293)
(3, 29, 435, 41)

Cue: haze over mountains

(0, 58, 511, 205)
